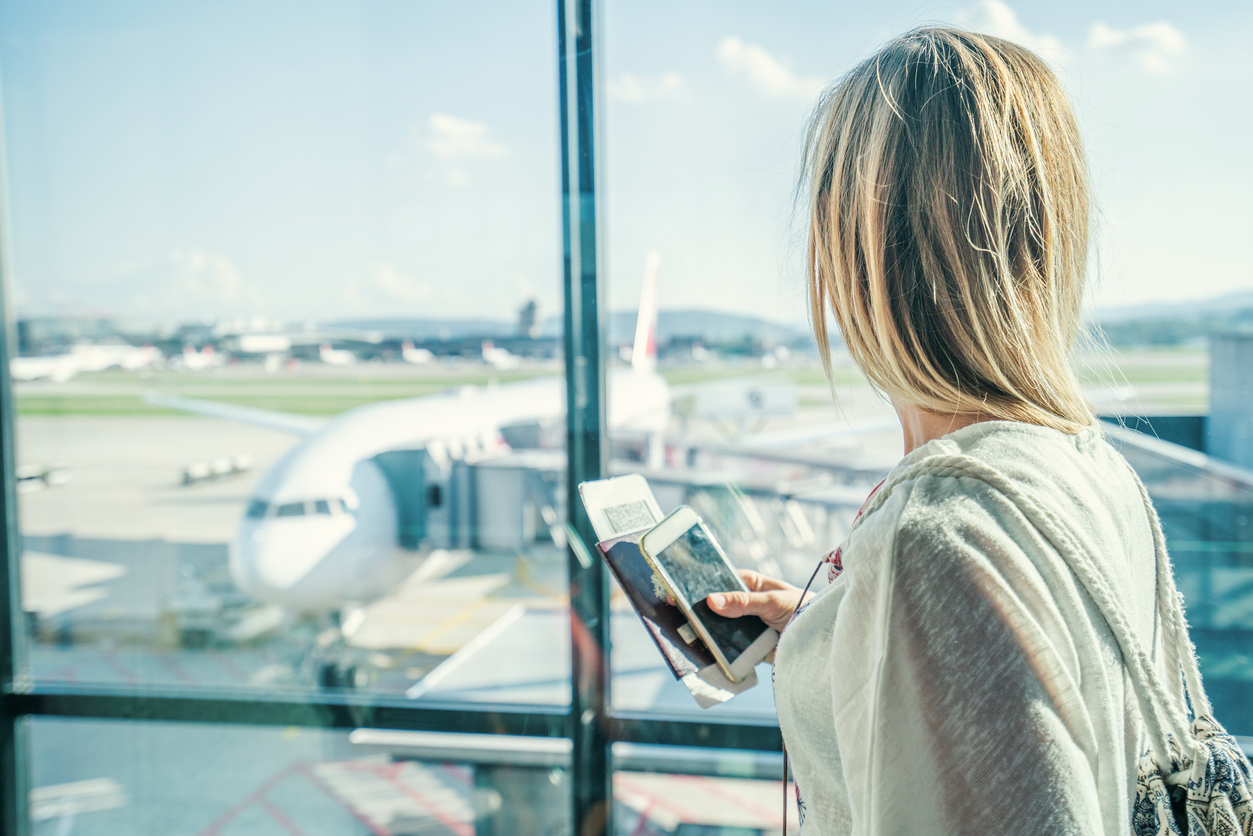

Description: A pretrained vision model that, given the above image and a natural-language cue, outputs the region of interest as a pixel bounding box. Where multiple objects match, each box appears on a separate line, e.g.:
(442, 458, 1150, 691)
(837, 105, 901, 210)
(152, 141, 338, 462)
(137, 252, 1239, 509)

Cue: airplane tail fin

(631, 251, 660, 372)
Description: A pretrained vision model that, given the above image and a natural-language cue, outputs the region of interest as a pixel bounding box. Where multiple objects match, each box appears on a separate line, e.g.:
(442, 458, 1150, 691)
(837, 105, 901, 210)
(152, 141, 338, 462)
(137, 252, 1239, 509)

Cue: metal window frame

(0, 3, 784, 836)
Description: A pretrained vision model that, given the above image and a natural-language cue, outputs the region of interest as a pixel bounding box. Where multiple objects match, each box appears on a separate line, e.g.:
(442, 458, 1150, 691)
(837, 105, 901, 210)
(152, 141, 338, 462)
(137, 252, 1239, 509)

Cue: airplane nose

(230, 517, 353, 604)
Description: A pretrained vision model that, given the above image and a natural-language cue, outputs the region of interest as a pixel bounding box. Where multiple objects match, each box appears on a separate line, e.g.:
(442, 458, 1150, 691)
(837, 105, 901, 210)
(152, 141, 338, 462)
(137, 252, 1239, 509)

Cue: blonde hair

(804, 27, 1093, 433)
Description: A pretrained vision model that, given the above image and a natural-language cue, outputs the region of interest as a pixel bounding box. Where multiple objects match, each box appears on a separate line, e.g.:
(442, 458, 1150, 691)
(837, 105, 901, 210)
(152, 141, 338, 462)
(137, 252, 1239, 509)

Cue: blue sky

(2, 0, 1249, 325)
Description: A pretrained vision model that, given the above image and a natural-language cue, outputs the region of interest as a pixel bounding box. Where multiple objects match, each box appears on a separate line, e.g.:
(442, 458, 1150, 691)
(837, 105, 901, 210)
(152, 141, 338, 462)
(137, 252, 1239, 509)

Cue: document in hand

(577, 474, 760, 707)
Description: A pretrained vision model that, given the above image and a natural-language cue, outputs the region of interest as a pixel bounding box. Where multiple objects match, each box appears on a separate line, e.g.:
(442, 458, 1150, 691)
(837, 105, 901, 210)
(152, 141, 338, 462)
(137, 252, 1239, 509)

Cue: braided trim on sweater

(845, 452, 1200, 768)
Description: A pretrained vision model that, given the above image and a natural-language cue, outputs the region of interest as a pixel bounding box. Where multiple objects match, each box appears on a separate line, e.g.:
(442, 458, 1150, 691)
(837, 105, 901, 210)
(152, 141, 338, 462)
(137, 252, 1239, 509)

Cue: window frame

(0, 3, 783, 836)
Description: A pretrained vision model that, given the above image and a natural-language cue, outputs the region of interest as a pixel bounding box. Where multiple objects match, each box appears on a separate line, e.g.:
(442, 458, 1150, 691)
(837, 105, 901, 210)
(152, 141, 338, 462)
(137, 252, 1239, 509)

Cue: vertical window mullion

(0, 76, 30, 836)
(558, 0, 611, 833)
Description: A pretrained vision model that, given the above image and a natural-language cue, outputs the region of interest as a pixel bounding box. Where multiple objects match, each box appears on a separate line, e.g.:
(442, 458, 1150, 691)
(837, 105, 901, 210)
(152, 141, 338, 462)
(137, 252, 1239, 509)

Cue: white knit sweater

(773, 421, 1164, 835)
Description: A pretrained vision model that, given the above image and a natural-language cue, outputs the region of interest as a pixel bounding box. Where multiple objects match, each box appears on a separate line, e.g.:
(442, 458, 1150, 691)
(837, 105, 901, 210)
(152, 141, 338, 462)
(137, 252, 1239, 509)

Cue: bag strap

(854, 452, 1203, 768)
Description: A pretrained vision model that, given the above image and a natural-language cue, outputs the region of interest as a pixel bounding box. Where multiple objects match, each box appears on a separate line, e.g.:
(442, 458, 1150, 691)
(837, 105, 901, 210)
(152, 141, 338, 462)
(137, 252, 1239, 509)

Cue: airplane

(319, 343, 357, 366)
(10, 354, 81, 383)
(146, 254, 670, 615)
(11, 342, 161, 382)
(480, 340, 521, 370)
(178, 344, 224, 371)
(401, 341, 434, 365)
(72, 342, 160, 372)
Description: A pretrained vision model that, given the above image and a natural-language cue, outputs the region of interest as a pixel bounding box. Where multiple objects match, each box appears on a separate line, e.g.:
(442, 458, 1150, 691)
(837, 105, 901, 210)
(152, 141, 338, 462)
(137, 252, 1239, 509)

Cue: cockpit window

(338, 498, 351, 513)
(275, 502, 305, 517)
(245, 500, 268, 519)
(314, 499, 331, 515)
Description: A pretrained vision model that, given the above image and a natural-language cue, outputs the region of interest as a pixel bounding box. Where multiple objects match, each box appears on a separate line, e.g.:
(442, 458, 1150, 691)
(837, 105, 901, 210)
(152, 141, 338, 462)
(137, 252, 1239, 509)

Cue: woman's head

(804, 27, 1092, 433)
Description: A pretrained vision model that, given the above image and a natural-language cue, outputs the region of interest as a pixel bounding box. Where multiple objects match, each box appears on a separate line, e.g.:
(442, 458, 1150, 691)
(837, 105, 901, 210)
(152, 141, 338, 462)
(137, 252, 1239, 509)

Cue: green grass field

(15, 368, 557, 416)
(14, 348, 1209, 417)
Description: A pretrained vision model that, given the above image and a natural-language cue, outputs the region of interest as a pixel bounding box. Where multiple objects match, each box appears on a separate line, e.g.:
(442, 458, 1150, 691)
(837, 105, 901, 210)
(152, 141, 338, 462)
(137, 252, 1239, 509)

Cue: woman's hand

(707, 569, 807, 633)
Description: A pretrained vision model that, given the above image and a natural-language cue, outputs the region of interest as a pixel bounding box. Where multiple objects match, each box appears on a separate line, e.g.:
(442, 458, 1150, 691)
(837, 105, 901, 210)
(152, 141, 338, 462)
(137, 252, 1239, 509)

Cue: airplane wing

(143, 392, 327, 437)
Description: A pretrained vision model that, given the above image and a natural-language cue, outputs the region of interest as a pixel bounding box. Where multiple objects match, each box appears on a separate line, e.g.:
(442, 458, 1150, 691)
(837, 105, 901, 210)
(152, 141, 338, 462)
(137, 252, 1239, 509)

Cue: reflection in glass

(29, 719, 805, 836)
(29, 719, 502, 836)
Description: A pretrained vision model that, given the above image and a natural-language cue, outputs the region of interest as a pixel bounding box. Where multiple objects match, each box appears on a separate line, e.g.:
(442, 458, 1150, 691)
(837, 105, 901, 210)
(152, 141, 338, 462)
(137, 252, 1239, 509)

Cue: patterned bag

(1120, 470, 1253, 835)
(954, 455, 1253, 835)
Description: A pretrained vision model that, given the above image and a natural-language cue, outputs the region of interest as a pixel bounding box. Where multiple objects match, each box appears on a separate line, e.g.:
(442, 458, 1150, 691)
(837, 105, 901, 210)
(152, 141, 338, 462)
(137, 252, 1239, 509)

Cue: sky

(1, 0, 1249, 325)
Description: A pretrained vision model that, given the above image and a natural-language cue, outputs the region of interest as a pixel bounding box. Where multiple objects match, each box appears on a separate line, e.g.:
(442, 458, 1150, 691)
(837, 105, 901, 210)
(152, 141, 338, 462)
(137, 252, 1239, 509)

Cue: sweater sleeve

(828, 474, 1105, 835)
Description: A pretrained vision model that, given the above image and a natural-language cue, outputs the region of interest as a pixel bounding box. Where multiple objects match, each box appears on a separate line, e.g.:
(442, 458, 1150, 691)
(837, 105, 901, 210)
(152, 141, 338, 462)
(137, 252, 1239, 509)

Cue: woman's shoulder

(861, 420, 1138, 525)
(846, 419, 1150, 590)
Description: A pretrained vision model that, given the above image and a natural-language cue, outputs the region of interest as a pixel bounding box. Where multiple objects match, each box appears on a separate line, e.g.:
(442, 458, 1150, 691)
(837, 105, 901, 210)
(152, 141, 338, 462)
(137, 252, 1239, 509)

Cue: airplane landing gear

(317, 661, 366, 690)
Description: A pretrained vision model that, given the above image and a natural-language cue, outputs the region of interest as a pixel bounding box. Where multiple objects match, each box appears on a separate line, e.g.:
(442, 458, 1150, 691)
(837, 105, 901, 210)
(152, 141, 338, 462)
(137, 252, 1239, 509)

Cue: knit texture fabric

(773, 421, 1163, 835)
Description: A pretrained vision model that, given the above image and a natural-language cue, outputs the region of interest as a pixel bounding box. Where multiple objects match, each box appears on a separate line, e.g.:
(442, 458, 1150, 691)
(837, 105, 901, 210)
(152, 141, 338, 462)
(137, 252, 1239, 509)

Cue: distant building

(517, 299, 539, 339)
(1209, 334, 1253, 470)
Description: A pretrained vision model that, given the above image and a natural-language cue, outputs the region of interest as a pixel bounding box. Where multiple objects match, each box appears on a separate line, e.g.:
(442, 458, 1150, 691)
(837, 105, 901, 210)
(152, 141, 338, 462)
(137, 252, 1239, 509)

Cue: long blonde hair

(804, 27, 1093, 433)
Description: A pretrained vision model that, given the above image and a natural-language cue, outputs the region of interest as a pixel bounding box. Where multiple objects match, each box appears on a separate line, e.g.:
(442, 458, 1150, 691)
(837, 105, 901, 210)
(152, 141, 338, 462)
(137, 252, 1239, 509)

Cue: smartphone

(639, 506, 777, 682)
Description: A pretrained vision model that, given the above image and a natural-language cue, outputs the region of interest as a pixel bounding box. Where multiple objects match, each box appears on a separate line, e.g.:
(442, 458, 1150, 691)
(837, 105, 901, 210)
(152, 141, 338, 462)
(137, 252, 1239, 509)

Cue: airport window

(2, 1, 1252, 835)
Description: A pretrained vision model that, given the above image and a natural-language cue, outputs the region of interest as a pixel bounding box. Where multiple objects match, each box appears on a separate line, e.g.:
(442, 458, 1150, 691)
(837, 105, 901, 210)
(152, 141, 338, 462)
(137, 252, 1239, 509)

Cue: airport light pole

(558, 0, 612, 833)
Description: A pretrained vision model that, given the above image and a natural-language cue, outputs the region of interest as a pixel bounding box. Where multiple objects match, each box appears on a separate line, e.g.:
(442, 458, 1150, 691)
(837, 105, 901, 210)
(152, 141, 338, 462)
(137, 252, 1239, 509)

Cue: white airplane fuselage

(230, 367, 669, 612)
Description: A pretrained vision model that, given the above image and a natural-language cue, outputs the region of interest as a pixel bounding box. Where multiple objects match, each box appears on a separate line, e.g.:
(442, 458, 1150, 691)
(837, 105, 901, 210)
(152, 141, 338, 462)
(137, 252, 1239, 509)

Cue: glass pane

(29, 718, 576, 835)
(30, 720, 800, 836)
(1109, 429, 1253, 736)
(600, 0, 899, 721)
(6, 0, 571, 703)
(598, 1, 1250, 738)
(612, 748, 796, 836)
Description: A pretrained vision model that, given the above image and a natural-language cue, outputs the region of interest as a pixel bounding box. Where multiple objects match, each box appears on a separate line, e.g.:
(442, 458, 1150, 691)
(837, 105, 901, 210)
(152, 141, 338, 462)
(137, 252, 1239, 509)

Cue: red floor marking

(629, 798, 657, 836)
(613, 775, 701, 823)
(154, 652, 196, 685)
(680, 774, 783, 824)
(374, 764, 473, 836)
(197, 763, 300, 836)
(259, 797, 309, 836)
(293, 763, 393, 836)
(439, 762, 472, 786)
(99, 651, 138, 684)
(335, 760, 471, 836)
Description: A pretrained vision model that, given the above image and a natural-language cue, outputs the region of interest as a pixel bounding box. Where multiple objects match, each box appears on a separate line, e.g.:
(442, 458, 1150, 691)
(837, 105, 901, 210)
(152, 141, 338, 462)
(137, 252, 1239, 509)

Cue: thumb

(707, 590, 754, 617)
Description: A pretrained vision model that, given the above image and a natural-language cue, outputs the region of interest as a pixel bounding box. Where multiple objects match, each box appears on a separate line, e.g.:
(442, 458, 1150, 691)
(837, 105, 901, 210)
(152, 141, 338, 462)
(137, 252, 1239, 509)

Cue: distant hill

(1094, 290, 1253, 346)
(607, 309, 808, 346)
(330, 318, 519, 340)
(333, 310, 809, 347)
(1098, 290, 1253, 324)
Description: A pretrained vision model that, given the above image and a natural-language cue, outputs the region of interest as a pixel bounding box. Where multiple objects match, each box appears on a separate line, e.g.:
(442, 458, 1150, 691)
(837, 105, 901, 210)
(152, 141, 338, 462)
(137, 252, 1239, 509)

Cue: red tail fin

(631, 251, 659, 372)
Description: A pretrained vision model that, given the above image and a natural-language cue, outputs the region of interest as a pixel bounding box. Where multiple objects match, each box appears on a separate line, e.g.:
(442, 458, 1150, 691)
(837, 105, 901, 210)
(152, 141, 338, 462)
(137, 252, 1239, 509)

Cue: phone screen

(655, 522, 769, 663)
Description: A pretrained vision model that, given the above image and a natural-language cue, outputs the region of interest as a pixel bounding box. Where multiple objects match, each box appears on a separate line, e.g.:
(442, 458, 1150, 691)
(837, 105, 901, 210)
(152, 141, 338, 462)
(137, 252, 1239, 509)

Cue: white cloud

(1088, 21, 1187, 75)
(373, 264, 432, 305)
(607, 71, 683, 103)
(168, 249, 259, 307)
(716, 37, 824, 99)
(957, 1, 1066, 58)
(426, 113, 506, 161)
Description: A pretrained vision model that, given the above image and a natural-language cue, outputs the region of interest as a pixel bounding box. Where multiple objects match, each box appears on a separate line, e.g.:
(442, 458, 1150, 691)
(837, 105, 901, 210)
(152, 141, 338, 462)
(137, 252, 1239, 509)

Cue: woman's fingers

(708, 588, 802, 633)
(738, 569, 799, 594)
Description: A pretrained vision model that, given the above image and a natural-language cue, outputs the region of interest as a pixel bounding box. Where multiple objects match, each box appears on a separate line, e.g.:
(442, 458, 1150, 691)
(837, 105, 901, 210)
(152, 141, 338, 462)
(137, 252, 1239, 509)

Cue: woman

(708, 27, 1173, 834)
